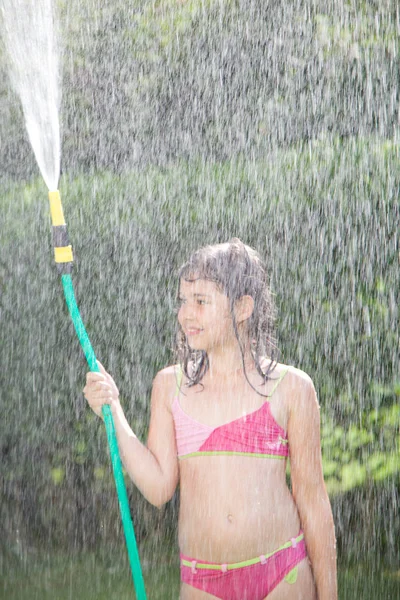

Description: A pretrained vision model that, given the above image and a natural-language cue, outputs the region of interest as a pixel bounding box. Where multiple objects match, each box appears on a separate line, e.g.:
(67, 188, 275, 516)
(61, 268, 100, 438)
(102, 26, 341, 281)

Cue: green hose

(61, 273, 147, 600)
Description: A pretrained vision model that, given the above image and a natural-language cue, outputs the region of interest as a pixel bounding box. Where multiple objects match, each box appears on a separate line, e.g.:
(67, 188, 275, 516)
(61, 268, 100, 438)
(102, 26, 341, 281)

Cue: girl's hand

(83, 361, 120, 418)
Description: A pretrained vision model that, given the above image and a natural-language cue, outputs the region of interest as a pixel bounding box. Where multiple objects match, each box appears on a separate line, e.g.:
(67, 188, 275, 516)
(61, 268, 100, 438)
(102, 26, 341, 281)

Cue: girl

(84, 239, 337, 599)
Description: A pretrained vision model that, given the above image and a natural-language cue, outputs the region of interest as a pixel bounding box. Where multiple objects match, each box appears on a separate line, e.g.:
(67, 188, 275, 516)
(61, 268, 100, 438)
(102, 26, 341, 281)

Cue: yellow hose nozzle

(48, 189, 74, 270)
(49, 189, 66, 226)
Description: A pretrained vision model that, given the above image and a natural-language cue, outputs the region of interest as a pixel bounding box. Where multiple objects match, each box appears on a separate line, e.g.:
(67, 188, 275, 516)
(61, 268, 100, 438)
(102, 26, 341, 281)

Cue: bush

(1, 138, 399, 566)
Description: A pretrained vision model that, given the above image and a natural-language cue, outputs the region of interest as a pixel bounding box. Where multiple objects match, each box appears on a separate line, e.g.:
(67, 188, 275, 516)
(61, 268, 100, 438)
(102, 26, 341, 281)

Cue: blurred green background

(1, 0, 399, 597)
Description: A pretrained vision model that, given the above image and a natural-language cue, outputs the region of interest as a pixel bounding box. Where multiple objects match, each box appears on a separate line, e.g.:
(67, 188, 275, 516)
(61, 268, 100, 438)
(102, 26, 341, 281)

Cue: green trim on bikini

(284, 566, 299, 584)
(175, 364, 183, 393)
(179, 450, 286, 460)
(265, 367, 290, 397)
(181, 532, 304, 571)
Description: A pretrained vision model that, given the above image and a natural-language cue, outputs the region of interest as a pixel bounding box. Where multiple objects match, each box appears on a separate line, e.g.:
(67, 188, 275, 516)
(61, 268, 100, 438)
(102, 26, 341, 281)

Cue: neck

(207, 341, 254, 379)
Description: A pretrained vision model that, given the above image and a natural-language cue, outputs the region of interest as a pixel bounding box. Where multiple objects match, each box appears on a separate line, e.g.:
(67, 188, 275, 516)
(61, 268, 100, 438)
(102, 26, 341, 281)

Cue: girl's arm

(287, 370, 337, 600)
(84, 364, 179, 508)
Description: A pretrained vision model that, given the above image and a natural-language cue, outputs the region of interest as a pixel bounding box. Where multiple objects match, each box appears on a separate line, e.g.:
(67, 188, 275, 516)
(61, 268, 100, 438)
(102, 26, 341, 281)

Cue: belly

(178, 455, 301, 562)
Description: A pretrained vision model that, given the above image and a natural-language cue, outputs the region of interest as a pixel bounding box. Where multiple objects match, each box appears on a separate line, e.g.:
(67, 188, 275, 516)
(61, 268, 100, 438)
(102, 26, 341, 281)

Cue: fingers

(84, 380, 117, 397)
(86, 362, 115, 385)
(83, 388, 110, 402)
(83, 362, 120, 418)
(86, 372, 106, 384)
(97, 360, 107, 374)
(85, 380, 109, 391)
(85, 393, 114, 405)
(83, 386, 118, 418)
(86, 361, 107, 382)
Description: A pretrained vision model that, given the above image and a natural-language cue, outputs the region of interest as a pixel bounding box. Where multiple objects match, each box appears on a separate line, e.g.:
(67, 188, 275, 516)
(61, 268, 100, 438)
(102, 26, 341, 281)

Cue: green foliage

(1, 0, 399, 569)
(50, 467, 65, 485)
(1, 136, 399, 566)
(315, 9, 399, 60)
(2, 0, 399, 177)
(322, 399, 400, 496)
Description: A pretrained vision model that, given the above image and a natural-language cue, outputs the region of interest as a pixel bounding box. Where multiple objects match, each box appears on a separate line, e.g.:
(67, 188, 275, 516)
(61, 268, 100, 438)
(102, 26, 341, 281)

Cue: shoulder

(284, 364, 315, 390)
(151, 365, 180, 408)
(261, 359, 312, 386)
(284, 367, 324, 489)
(277, 363, 319, 413)
(153, 364, 179, 383)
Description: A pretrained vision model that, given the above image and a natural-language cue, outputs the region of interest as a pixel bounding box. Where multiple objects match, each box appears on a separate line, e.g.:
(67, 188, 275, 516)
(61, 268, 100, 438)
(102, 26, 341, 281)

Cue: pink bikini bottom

(180, 531, 307, 600)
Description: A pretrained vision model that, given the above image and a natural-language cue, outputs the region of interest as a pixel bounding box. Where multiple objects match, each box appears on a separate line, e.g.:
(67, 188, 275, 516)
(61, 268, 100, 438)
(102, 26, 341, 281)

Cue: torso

(171, 363, 302, 562)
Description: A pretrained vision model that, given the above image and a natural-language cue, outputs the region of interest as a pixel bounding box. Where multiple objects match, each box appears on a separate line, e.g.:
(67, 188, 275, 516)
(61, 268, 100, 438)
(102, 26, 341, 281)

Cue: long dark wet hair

(175, 238, 279, 395)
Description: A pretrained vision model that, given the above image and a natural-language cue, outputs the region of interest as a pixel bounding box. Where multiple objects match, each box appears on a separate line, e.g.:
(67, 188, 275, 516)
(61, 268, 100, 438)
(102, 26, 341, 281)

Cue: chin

(186, 337, 208, 353)
(188, 342, 207, 352)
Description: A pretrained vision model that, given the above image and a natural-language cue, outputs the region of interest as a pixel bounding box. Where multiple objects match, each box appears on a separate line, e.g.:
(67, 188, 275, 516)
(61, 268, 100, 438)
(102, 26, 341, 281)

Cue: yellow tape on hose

(54, 245, 73, 263)
(49, 190, 65, 226)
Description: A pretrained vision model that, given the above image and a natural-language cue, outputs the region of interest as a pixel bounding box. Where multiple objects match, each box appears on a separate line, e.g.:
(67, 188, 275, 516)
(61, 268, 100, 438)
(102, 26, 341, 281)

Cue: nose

(179, 301, 195, 322)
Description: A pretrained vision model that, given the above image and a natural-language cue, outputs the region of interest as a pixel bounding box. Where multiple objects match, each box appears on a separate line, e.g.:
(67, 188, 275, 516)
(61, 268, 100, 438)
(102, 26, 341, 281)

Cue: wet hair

(175, 238, 278, 395)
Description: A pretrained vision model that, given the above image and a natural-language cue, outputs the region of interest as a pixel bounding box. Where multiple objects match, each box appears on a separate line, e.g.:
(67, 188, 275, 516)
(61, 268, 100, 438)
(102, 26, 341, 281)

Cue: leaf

(50, 467, 65, 485)
(340, 462, 366, 492)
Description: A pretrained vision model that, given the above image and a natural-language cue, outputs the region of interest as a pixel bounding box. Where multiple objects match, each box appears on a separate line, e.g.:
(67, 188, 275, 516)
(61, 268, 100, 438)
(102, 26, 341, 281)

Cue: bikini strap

(267, 367, 289, 398)
(175, 364, 183, 396)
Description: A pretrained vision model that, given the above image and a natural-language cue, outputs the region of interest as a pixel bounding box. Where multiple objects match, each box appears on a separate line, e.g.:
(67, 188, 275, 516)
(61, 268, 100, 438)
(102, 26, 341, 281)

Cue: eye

(197, 299, 207, 306)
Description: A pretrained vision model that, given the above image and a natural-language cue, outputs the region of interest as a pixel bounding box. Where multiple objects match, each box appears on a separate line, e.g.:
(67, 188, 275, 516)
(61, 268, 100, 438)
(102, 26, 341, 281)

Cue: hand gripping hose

(48, 190, 147, 600)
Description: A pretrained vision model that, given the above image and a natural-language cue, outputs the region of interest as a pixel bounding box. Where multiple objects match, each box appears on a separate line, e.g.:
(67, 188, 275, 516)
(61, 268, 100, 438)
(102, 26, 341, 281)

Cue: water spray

(48, 189, 147, 599)
(1, 0, 147, 597)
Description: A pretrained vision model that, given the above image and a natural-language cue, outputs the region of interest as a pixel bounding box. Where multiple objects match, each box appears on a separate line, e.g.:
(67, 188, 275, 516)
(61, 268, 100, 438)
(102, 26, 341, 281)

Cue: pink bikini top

(172, 367, 290, 459)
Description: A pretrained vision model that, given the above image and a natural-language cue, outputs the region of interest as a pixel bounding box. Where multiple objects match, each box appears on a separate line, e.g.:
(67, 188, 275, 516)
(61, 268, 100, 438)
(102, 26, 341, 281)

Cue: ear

(234, 295, 254, 324)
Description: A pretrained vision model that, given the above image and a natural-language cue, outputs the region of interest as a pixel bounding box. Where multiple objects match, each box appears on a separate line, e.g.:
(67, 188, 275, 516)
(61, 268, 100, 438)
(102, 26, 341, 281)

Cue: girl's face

(177, 278, 235, 352)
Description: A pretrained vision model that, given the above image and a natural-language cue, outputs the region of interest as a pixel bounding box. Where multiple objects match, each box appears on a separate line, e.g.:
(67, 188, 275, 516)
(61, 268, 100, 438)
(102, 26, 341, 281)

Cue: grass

(1, 549, 179, 600)
(1, 549, 399, 599)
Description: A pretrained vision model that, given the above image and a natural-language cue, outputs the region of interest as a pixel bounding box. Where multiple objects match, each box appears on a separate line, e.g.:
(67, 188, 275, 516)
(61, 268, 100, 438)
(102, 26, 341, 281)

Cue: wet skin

(175, 279, 317, 598)
(85, 278, 334, 599)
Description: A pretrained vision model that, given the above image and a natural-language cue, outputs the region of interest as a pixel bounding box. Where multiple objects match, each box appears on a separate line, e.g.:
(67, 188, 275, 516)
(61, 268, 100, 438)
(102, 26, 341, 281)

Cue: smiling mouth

(186, 328, 203, 336)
